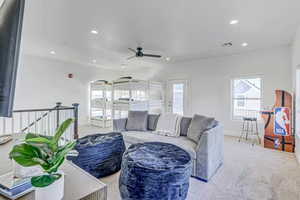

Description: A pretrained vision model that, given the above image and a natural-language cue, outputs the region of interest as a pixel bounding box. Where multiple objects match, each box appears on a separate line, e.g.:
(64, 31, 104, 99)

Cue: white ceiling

(22, 0, 300, 70)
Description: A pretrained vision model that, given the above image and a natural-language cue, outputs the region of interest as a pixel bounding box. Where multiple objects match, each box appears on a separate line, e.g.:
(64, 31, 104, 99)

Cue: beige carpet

(2, 126, 299, 200)
(99, 136, 300, 200)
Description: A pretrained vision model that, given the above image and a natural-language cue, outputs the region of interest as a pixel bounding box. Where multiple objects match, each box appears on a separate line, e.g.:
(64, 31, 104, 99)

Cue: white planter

(35, 172, 64, 200)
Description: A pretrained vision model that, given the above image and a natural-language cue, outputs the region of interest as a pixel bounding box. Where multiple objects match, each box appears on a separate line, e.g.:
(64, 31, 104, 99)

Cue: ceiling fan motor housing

(137, 47, 143, 57)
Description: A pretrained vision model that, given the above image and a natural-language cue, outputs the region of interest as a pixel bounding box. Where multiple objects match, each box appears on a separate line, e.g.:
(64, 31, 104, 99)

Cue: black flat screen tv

(0, 0, 25, 117)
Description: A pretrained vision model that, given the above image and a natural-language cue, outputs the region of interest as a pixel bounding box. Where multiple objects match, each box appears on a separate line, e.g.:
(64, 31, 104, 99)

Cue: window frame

(230, 76, 263, 121)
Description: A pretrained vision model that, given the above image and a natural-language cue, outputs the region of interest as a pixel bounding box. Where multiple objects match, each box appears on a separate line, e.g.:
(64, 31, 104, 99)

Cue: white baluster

(69, 110, 72, 142)
(41, 112, 44, 135)
(20, 113, 23, 133)
(11, 116, 14, 134)
(27, 112, 30, 133)
(47, 112, 50, 136)
(2, 118, 6, 134)
(35, 112, 38, 133)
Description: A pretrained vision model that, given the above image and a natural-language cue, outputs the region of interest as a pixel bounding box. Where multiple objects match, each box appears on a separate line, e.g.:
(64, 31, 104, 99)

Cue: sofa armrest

(113, 118, 128, 132)
(194, 124, 224, 181)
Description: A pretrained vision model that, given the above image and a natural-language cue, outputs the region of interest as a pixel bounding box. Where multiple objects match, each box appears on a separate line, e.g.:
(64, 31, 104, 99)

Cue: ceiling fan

(127, 47, 162, 60)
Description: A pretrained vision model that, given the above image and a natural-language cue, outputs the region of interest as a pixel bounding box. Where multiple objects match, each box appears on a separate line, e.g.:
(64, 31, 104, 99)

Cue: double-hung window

(231, 77, 262, 120)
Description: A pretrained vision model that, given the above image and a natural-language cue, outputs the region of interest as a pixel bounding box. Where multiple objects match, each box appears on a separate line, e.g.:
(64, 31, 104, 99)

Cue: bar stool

(239, 117, 260, 145)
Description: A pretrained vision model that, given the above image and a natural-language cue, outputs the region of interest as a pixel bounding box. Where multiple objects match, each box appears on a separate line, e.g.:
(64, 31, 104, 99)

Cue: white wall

(292, 26, 300, 162)
(14, 54, 120, 125)
(16, 45, 292, 135)
(150, 46, 292, 136)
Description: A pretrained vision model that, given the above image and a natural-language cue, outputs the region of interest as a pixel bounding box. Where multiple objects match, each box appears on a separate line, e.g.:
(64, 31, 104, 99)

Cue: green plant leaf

(47, 142, 76, 173)
(26, 136, 57, 152)
(25, 133, 40, 140)
(56, 142, 77, 159)
(46, 157, 65, 174)
(31, 174, 62, 188)
(26, 137, 53, 145)
(26, 133, 53, 141)
(53, 119, 74, 148)
(9, 144, 47, 167)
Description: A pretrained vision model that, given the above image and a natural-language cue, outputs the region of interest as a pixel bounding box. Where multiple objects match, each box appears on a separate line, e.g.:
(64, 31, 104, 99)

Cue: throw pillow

(155, 113, 181, 137)
(180, 117, 192, 136)
(148, 114, 160, 131)
(187, 114, 216, 143)
(113, 118, 127, 132)
(126, 111, 148, 131)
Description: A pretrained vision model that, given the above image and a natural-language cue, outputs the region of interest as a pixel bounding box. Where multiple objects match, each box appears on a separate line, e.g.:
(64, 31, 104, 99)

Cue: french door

(166, 80, 188, 115)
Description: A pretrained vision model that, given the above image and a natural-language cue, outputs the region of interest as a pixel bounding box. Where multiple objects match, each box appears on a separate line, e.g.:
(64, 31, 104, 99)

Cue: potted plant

(9, 118, 76, 200)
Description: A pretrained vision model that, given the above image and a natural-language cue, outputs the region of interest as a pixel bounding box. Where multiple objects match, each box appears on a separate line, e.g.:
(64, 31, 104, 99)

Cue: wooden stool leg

(239, 120, 245, 142)
(256, 120, 260, 144)
(251, 120, 255, 146)
(246, 121, 249, 140)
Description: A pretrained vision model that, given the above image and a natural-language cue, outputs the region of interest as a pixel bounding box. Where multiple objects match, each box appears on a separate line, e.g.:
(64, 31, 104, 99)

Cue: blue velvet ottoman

(67, 132, 125, 178)
(119, 142, 192, 200)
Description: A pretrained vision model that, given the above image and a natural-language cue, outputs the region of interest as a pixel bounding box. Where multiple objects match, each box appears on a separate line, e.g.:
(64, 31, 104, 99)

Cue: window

(231, 77, 262, 120)
(237, 95, 245, 107)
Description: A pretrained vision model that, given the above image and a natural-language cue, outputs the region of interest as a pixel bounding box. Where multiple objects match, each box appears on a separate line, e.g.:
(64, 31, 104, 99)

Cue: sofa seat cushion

(122, 131, 197, 159)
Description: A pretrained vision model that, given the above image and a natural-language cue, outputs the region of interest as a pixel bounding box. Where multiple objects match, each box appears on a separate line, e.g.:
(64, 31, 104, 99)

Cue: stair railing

(0, 103, 79, 141)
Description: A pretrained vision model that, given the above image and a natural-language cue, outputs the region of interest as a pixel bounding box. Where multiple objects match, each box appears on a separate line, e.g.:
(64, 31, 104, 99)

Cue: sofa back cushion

(113, 118, 128, 132)
(187, 114, 217, 143)
(126, 111, 148, 131)
(180, 117, 192, 136)
(148, 114, 160, 131)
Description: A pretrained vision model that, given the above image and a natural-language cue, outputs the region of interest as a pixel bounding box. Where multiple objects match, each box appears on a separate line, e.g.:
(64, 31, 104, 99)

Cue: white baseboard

(296, 148, 300, 164)
(295, 135, 300, 164)
(224, 130, 240, 137)
(224, 129, 264, 138)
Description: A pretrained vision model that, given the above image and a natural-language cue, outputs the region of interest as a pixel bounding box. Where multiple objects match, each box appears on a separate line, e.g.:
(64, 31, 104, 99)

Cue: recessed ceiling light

(92, 59, 97, 63)
(241, 42, 248, 47)
(230, 20, 239, 25)
(121, 64, 126, 69)
(166, 57, 171, 61)
(50, 50, 56, 55)
(90, 30, 98, 34)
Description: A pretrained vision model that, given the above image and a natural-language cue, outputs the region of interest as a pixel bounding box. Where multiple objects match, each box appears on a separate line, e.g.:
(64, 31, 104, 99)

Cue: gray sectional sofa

(113, 114, 224, 182)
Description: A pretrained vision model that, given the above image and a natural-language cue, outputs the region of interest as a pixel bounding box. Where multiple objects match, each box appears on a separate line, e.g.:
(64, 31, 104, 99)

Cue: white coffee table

(0, 142, 107, 200)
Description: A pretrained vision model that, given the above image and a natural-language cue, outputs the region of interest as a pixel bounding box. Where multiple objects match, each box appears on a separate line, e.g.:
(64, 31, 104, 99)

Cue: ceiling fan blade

(127, 55, 136, 60)
(128, 48, 137, 53)
(143, 54, 162, 58)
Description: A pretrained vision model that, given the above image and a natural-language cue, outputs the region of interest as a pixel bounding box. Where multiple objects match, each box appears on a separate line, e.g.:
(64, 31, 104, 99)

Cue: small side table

(239, 117, 260, 145)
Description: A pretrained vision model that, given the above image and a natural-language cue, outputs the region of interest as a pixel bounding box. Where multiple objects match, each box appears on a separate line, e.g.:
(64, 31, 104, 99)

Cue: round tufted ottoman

(119, 142, 192, 200)
(68, 132, 125, 178)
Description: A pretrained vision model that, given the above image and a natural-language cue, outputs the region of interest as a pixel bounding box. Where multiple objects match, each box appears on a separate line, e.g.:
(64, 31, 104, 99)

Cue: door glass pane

(173, 84, 184, 115)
